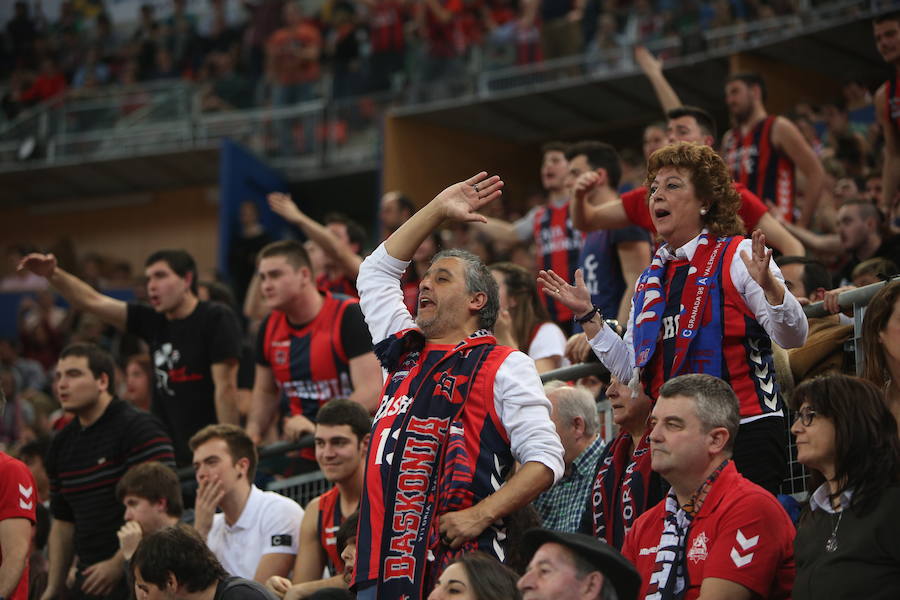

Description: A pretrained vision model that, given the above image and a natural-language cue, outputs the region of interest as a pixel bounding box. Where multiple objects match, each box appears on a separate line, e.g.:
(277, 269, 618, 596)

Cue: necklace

(825, 510, 843, 553)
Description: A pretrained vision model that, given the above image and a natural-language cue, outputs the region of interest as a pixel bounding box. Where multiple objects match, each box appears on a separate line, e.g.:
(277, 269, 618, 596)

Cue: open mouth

(419, 298, 435, 309)
(654, 208, 671, 219)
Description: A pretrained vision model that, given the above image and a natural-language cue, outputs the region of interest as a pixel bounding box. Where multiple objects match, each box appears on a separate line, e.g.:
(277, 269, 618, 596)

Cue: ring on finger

(473, 184, 479, 193)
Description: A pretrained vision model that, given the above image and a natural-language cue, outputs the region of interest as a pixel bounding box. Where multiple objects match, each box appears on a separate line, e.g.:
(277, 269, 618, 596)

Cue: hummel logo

(731, 547, 754, 567)
(731, 529, 759, 567)
(736, 530, 759, 550)
(19, 484, 33, 498)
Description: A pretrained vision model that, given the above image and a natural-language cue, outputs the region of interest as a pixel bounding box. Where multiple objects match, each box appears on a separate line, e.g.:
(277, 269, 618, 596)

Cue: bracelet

(574, 306, 601, 324)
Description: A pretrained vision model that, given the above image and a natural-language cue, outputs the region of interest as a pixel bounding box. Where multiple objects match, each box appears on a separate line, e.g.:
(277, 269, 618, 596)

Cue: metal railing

(0, 0, 889, 173)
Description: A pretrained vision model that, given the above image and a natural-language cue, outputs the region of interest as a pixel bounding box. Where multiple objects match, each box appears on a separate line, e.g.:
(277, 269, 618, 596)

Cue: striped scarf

(644, 460, 729, 600)
(629, 234, 731, 394)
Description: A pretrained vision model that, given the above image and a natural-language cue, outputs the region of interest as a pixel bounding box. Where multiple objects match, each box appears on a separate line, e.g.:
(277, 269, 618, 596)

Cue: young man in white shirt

(191, 425, 303, 584)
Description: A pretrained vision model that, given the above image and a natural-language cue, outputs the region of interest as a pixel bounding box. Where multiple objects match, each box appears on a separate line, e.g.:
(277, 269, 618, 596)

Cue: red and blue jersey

(533, 202, 584, 324)
(354, 330, 514, 598)
(886, 70, 900, 133)
(317, 487, 346, 574)
(258, 292, 368, 424)
(722, 116, 796, 223)
(316, 273, 358, 298)
(642, 238, 782, 420)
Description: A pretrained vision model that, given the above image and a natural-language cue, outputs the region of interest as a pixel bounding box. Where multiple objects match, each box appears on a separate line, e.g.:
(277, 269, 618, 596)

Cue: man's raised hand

(17, 252, 58, 279)
(268, 192, 304, 223)
(434, 172, 504, 223)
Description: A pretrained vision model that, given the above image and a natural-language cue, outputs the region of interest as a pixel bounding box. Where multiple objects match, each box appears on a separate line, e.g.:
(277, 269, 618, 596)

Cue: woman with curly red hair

(541, 142, 808, 494)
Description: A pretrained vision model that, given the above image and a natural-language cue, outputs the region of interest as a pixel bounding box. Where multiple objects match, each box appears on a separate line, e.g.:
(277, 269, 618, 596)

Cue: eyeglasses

(794, 406, 817, 427)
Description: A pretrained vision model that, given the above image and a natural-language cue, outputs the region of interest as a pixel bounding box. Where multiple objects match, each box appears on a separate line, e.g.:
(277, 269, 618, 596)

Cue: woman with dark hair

(428, 552, 521, 600)
(123, 354, 153, 412)
(790, 374, 900, 599)
(860, 280, 900, 427)
(540, 142, 808, 494)
(489, 262, 567, 373)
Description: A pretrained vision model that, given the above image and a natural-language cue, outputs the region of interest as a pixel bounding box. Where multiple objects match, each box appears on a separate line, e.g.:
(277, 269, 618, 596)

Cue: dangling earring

(700, 207, 708, 215)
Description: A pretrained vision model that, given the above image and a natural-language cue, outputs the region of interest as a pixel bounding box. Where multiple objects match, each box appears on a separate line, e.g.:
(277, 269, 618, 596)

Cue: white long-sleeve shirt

(591, 232, 809, 387)
(358, 243, 565, 483)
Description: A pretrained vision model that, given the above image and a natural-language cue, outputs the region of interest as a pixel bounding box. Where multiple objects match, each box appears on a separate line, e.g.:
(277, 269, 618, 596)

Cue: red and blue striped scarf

(361, 328, 509, 599)
(588, 430, 659, 549)
(630, 234, 731, 388)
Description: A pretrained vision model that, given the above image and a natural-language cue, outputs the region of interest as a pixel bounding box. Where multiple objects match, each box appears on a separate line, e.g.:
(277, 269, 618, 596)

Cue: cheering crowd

(2, 8, 900, 600)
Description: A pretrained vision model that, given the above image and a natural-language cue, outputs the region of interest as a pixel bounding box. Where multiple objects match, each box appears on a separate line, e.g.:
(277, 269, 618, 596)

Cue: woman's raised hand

(537, 268, 593, 316)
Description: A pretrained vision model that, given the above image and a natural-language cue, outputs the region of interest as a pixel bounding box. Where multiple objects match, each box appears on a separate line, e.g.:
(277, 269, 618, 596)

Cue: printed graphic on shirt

(153, 342, 202, 396)
(688, 531, 709, 564)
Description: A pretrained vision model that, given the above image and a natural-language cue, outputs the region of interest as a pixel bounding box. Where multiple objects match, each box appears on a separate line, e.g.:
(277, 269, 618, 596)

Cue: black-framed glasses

(795, 406, 817, 427)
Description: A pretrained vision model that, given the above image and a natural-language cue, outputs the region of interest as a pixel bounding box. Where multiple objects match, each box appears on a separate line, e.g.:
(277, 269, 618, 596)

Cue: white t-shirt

(527, 321, 569, 366)
(207, 485, 304, 579)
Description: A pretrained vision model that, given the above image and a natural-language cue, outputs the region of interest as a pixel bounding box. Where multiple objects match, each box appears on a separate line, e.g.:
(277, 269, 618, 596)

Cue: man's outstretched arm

(269, 193, 363, 279)
(634, 45, 682, 113)
(19, 253, 127, 330)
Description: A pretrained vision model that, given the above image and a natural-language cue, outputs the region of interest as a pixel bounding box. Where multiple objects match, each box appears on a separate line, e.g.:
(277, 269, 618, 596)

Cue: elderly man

(532, 381, 605, 532)
(622, 374, 795, 600)
(518, 528, 640, 600)
(354, 172, 564, 598)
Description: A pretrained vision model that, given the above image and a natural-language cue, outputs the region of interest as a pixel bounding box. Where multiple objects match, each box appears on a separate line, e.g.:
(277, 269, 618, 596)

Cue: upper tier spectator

(721, 72, 825, 227)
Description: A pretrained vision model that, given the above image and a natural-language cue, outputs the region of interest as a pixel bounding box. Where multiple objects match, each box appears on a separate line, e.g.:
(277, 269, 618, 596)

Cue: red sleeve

(701, 492, 795, 597)
(621, 187, 656, 233)
(735, 184, 768, 231)
(0, 456, 37, 524)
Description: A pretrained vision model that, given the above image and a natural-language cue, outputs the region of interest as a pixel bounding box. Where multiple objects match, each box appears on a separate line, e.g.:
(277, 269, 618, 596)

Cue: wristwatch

(574, 306, 602, 324)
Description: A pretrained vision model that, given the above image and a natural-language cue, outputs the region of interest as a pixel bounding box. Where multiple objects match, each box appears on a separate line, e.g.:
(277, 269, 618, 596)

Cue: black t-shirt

(214, 576, 279, 600)
(127, 301, 242, 465)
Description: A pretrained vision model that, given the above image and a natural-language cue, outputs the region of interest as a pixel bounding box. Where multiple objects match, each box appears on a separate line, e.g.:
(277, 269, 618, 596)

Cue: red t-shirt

(0, 452, 37, 600)
(621, 183, 769, 234)
(266, 23, 322, 84)
(622, 462, 795, 600)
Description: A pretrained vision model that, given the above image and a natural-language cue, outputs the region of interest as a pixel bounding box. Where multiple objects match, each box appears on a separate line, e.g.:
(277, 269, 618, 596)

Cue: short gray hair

(545, 381, 600, 438)
(659, 374, 739, 452)
(431, 248, 499, 330)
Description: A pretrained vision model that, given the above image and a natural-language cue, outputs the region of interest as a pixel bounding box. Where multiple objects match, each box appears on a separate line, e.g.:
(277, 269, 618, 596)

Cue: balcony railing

(0, 0, 889, 174)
